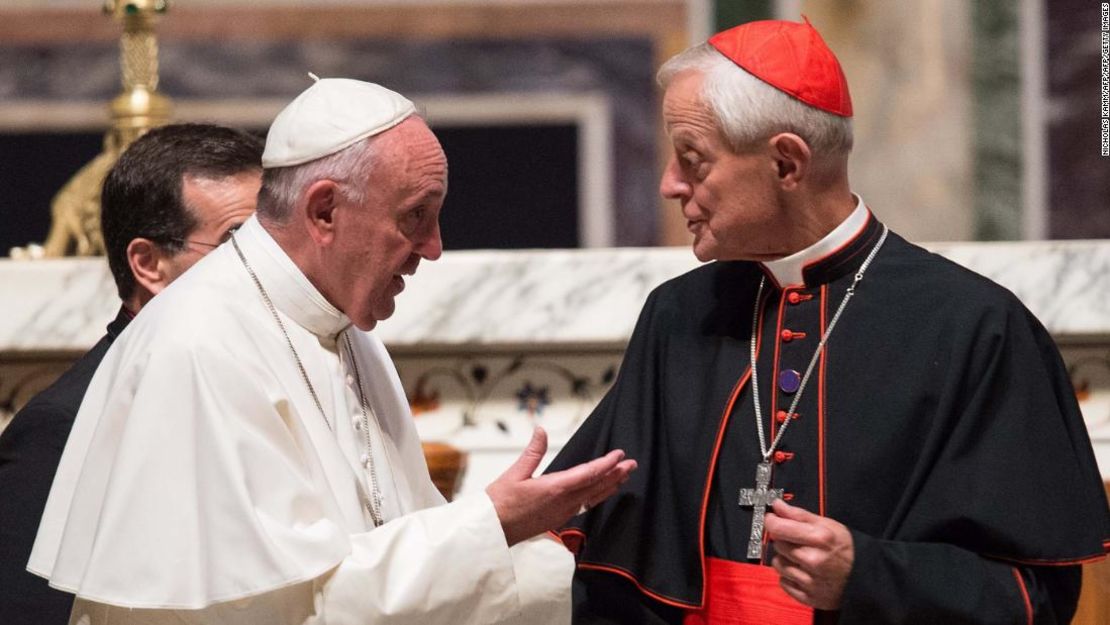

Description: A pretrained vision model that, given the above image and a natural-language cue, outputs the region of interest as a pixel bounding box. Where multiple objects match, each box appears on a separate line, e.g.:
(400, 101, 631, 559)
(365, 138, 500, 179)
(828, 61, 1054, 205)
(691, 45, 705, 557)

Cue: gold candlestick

(31, 0, 173, 258)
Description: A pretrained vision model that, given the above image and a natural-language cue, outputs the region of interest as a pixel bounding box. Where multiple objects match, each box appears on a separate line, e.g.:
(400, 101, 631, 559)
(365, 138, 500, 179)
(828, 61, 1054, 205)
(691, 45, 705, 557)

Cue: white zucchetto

(262, 77, 416, 168)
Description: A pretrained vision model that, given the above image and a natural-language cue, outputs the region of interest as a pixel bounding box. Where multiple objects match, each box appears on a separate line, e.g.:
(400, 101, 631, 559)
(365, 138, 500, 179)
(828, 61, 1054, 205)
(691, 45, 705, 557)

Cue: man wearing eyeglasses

(0, 123, 262, 625)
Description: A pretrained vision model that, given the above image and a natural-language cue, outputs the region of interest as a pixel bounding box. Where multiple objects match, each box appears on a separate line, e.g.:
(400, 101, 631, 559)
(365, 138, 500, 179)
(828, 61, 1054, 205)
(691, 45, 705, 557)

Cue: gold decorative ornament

(29, 0, 172, 258)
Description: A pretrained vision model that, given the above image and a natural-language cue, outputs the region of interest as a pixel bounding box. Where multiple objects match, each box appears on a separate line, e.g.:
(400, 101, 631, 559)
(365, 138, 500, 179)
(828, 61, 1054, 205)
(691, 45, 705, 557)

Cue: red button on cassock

(787, 292, 802, 304)
(776, 410, 800, 423)
(773, 451, 794, 464)
(781, 329, 794, 342)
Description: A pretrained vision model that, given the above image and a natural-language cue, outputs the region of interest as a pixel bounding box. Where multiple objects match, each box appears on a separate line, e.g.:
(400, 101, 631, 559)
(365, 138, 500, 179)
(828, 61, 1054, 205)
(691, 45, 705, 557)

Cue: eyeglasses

(165, 225, 241, 252)
(179, 239, 221, 250)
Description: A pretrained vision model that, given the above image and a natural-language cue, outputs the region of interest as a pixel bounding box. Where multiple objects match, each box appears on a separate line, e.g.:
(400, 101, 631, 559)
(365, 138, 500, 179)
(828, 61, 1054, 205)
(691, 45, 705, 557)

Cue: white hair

(657, 43, 853, 157)
(257, 135, 378, 222)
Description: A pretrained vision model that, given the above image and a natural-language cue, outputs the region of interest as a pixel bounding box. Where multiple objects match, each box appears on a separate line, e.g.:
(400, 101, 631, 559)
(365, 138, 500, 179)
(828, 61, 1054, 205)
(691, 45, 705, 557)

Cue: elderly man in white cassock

(28, 78, 636, 625)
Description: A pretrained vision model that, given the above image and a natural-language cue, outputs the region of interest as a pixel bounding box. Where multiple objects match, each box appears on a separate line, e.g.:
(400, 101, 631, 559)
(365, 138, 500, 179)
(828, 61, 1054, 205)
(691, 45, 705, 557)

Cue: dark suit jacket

(0, 309, 130, 625)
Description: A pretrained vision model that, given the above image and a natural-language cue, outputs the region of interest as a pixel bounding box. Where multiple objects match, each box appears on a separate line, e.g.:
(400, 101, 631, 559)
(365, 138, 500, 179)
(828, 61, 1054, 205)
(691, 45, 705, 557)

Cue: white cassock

(28, 215, 572, 624)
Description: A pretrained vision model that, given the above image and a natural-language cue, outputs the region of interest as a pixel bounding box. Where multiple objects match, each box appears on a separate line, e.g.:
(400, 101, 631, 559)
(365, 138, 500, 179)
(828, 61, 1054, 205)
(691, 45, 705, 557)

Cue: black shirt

(0, 309, 130, 625)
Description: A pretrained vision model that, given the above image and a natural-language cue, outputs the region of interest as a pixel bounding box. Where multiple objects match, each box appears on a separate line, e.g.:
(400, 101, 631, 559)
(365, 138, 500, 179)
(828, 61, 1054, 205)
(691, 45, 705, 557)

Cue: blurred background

(2, 6, 1108, 620)
(0, 0, 1105, 256)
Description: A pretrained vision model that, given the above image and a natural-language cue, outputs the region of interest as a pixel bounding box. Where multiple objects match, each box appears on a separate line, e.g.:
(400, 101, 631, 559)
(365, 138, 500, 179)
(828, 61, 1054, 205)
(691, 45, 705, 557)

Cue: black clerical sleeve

(548, 233, 1109, 624)
(834, 299, 1100, 624)
(841, 534, 1080, 624)
(0, 400, 78, 625)
(0, 311, 127, 625)
(548, 263, 762, 615)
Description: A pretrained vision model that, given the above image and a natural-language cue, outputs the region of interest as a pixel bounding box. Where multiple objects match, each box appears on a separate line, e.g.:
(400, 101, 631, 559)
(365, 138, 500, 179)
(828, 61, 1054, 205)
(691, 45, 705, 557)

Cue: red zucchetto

(708, 17, 853, 117)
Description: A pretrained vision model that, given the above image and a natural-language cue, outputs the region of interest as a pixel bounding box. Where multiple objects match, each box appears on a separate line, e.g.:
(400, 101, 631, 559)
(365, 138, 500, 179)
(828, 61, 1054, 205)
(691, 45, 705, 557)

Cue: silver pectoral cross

(738, 461, 783, 560)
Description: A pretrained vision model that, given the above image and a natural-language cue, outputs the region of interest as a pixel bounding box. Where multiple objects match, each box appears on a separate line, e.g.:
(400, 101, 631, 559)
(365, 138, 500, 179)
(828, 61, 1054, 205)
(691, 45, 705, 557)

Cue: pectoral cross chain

(738, 461, 783, 560)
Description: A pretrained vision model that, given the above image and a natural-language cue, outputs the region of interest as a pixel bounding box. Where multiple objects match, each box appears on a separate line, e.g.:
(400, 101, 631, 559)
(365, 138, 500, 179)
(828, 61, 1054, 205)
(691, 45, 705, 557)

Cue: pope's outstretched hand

(486, 427, 636, 546)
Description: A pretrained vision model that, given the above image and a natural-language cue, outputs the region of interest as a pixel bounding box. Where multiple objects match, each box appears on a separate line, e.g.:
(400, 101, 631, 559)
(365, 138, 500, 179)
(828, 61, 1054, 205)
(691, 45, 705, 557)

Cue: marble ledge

(1, 239, 1109, 352)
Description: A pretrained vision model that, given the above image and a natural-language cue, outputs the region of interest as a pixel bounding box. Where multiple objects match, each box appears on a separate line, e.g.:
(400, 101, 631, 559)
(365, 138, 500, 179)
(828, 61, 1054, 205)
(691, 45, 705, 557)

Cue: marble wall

(3, 239, 1110, 489)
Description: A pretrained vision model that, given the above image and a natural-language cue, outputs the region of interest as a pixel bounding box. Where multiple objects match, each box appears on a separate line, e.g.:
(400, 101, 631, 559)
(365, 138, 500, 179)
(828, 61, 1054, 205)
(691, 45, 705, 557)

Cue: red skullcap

(708, 17, 853, 117)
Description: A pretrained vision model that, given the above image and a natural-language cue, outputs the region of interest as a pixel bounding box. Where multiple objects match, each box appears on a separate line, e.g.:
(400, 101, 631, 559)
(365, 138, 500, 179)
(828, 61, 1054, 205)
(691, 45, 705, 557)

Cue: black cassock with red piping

(547, 215, 1110, 624)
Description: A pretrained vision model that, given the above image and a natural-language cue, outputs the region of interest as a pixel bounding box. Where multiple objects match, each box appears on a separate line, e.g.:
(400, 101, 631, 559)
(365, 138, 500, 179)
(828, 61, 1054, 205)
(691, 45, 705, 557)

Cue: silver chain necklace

(738, 225, 888, 559)
(231, 234, 385, 527)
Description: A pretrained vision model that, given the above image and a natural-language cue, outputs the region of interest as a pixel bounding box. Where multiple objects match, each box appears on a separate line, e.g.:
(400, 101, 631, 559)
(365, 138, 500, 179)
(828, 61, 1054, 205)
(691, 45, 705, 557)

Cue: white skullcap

(262, 77, 416, 168)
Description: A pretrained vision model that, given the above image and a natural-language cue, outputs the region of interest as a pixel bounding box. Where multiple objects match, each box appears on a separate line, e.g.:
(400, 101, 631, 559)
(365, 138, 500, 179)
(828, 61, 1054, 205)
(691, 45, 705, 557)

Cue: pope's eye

(402, 208, 426, 233)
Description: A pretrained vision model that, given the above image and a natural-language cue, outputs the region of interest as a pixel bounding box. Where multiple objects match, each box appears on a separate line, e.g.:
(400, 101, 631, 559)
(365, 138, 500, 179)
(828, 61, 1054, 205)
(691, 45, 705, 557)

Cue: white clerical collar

(760, 195, 870, 288)
(235, 215, 352, 338)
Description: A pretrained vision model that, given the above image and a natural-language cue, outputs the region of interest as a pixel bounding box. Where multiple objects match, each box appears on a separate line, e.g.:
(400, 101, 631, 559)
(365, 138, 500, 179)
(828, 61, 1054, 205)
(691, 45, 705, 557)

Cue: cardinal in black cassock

(547, 18, 1110, 625)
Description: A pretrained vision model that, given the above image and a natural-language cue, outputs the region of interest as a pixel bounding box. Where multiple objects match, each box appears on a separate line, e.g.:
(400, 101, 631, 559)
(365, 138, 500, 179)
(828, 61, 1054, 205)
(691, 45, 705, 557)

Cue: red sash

(683, 558, 815, 625)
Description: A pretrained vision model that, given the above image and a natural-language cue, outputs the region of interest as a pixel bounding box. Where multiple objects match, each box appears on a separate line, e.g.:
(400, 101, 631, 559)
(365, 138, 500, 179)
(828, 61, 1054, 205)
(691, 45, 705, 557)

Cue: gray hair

(257, 135, 378, 222)
(657, 43, 853, 157)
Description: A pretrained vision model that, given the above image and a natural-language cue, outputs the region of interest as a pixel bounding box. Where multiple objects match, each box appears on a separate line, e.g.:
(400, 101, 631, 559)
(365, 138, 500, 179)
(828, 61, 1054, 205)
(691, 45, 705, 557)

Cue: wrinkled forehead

(381, 117, 446, 169)
(370, 117, 449, 197)
(180, 170, 261, 221)
(663, 70, 706, 115)
(662, 72, 720, 141)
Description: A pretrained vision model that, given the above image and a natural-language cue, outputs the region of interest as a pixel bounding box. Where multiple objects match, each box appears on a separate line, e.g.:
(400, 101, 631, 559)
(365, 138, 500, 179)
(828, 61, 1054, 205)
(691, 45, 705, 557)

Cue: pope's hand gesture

(486, 427, 637, 546)
(764, 499, 855, 610)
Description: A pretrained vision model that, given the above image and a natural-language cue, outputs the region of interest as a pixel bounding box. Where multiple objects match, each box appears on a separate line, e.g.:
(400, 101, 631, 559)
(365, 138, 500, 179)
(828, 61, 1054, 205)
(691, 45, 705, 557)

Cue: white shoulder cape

(27, 217, 474, 610)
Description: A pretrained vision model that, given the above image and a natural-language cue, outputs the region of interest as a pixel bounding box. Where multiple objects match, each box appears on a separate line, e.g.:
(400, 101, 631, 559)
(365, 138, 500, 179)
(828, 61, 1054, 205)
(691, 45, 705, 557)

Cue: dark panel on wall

(1045, 0, 1110, 238)
(0, 133, 103, 254)
(0, 124, 579, 254)
(436, 124, 579, 250)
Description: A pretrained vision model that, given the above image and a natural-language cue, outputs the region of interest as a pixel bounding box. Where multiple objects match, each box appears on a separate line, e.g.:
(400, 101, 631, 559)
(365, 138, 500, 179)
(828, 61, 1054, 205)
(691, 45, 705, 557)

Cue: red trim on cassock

(694, 366, 754, 608)
(770, 289, 788, 446)
(762, 289, 789, 559)
(690, 288, 768, 606)
(818, 284, 828, 517)
(1011, 568, 1033, 625)
(566, 295, 767, 611)
(682, 558, 814, 625)
(799, 209, 875, 278)
(577, 562, 698, 609)
(987, 551, 1109, 566)
(555, 529, 585, 555)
